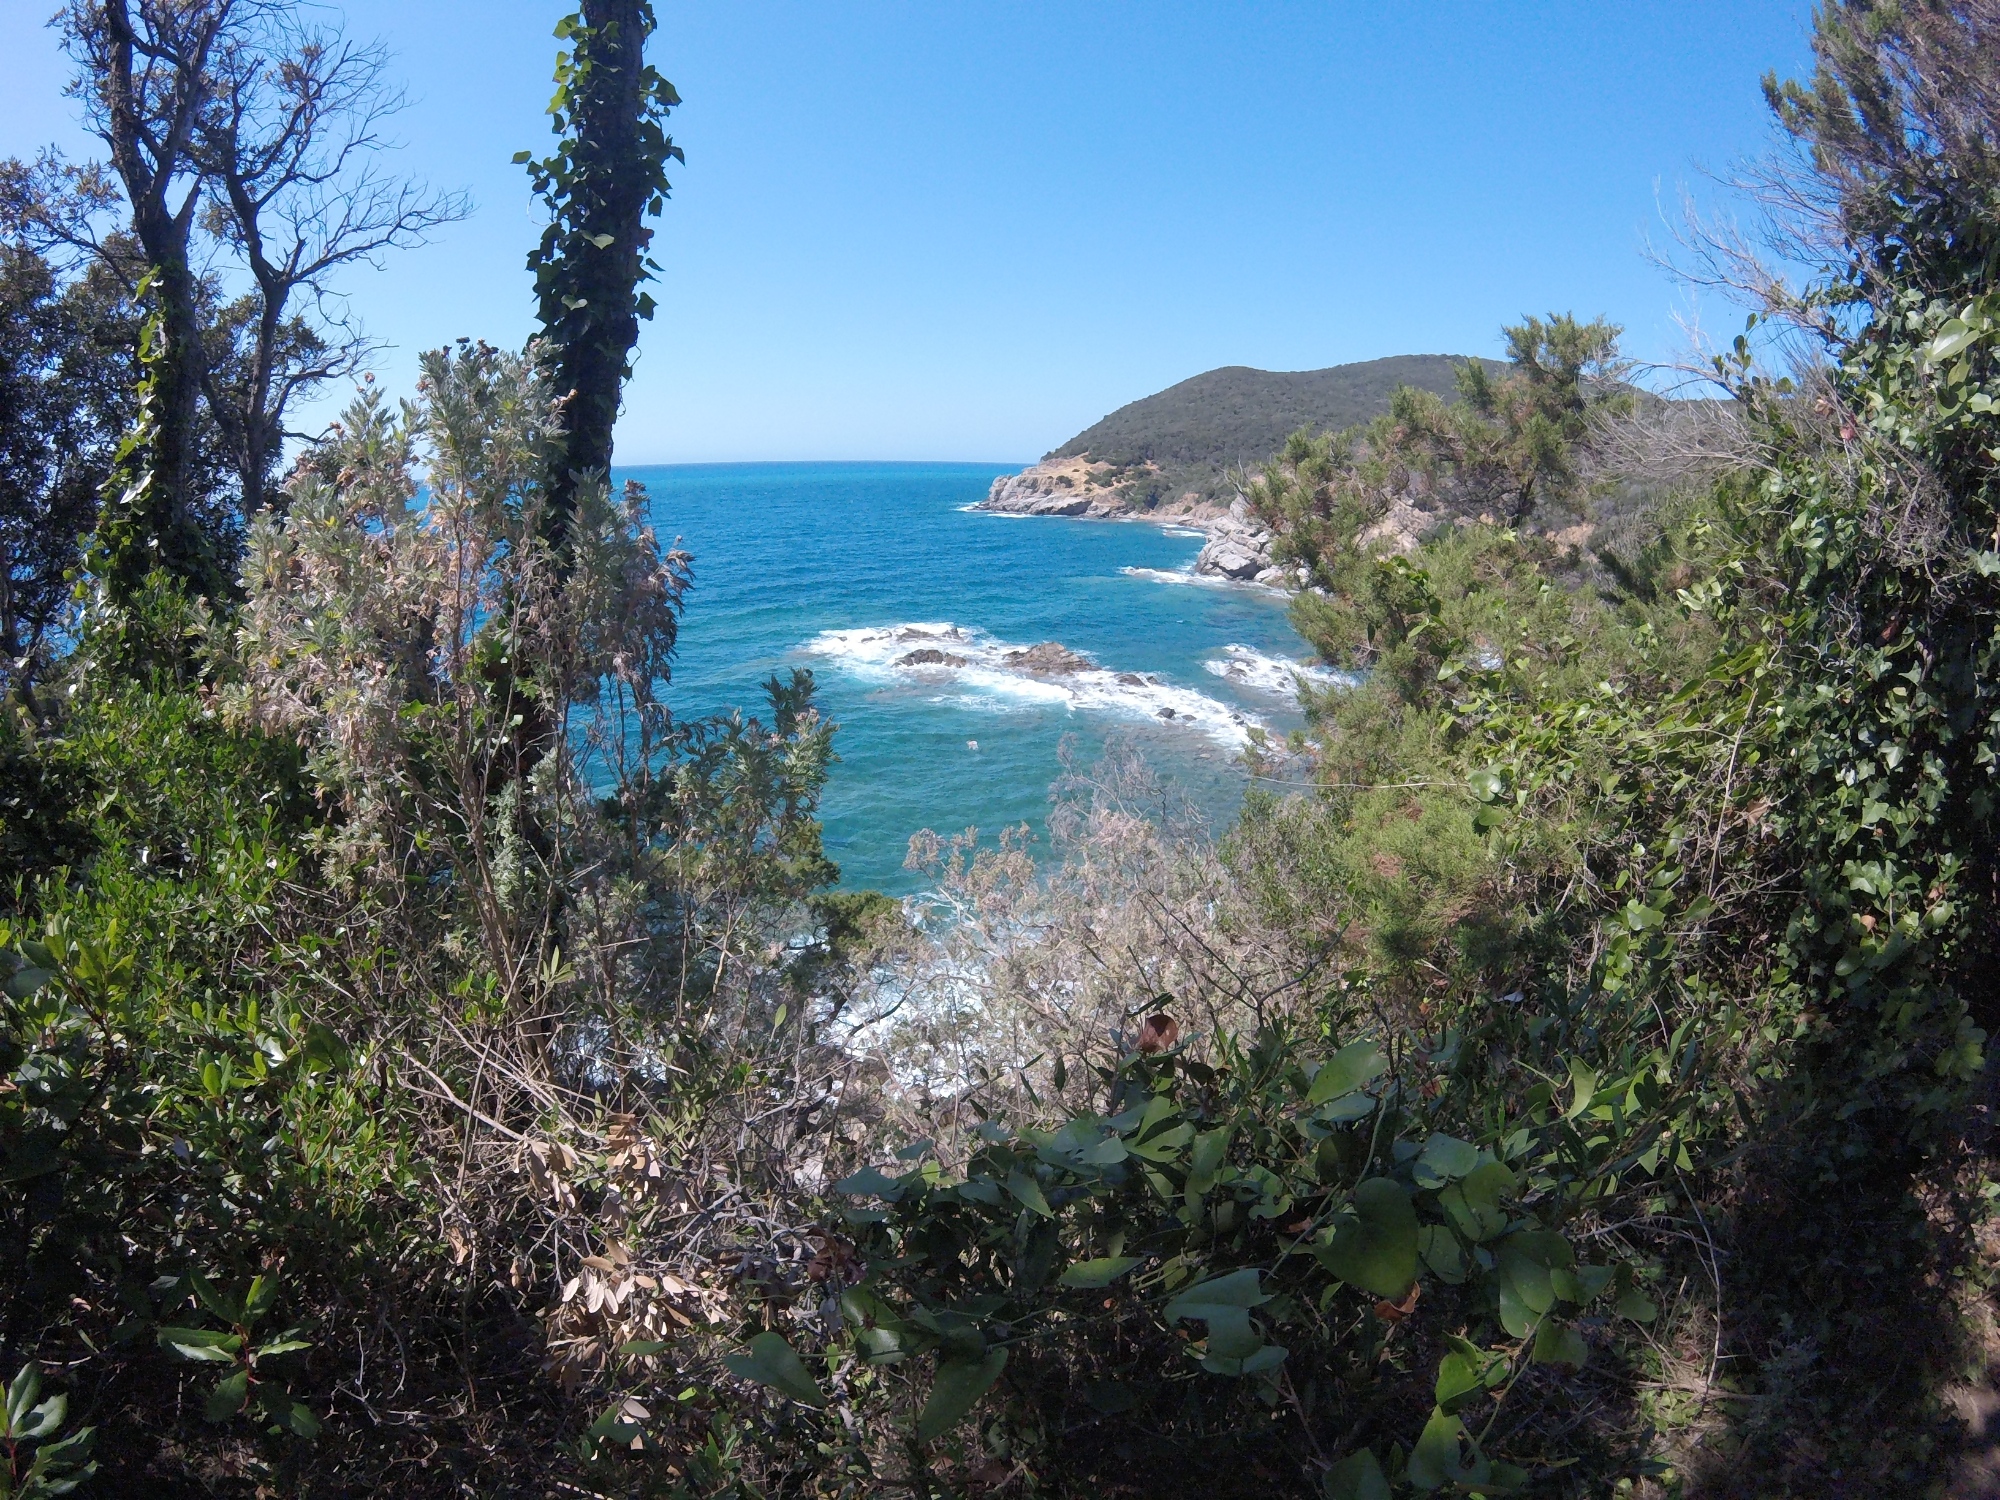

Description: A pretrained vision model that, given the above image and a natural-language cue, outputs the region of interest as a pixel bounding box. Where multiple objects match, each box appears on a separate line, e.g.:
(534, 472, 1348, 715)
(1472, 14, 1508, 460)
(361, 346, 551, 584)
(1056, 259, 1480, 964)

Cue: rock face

(897, 647, 968, 667)
(980, 456, 1130, 518)
(1002, 641, 1095, 675)
(1354, 496, 1431, 556)
(1194, 498, 1284, 583)
(981, 464, 1305, 591)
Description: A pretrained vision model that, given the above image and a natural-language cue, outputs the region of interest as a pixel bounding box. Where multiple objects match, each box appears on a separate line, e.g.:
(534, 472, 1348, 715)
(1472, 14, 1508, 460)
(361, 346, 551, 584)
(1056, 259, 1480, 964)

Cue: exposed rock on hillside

(1192, 499, 1303, 587)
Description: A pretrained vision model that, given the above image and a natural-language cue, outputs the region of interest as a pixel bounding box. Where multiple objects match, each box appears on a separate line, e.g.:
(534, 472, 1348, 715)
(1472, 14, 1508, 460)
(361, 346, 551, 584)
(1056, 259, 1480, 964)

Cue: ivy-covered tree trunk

(522, 0, 681, 556)
(89, 0, 228, 603)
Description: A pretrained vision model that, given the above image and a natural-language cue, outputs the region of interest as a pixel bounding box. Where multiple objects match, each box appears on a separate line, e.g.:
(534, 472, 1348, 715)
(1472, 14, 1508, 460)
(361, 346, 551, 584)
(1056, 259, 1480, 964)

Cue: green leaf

(1059, 1256, 1140, 1288)
(1532, 1319, 1588, 1368)
(722, 1331, 827, 1408)
(205, 1369, 249, 1423)
(1188, 1127, 1232, 1180)
(254, 1339, 312, 1359)
(7, 1362, 40, 1432)
(1434, 1350, 1485, 1413)
(1418, 1225, 1467, 1283)
(3, 965, 51, 999)
(1467, 768, 1506, 802)
(916, 1348, 1006, 1442)
(243, 1274, 278, 1322)
(832, 1165, 905, 1201)
(1615, 1287, 1659, 1323)
(1927, 319, 1981, 363)
(1414, 1133, 1481, 1185)
(31, 1425, 93, 1469)
(1130, 1122, 1193, 1161)
(158, 1328, 243, 1363)
(1564, 1058, 1598, 1118)
(190, 1272, 243, 1324)
(18, 1392, 64, 1440)
(1323, 1447, 1390, 1500)
(1407, 1407, 1466, 1490)
(1006, 1168, 1052, 1217)
(1314, 1178, 1419, 1298)
(1308, 1040, 1386, 1104)
(1439, 1161, 1514, 1242)
(299, 1022, 350, 1073)
(1621, 899, 1665, 931)
(587, 232, 617, 249)
(1496, 1232, 1572, 1337)
(1164, 1268, 1271, 1331)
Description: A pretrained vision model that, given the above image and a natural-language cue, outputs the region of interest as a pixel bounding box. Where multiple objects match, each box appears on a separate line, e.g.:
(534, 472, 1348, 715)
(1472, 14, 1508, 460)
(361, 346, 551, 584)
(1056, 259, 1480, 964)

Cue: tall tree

(58, 0, 235, 600)
(1763, 0, 2000, 304)
(195, 14, 468, 514)
(520, 0, 681, 554)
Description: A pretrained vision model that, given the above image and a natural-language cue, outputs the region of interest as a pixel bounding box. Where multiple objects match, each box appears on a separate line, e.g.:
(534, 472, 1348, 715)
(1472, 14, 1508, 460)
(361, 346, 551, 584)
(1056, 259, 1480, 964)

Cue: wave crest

(801, 623, 1264, 747)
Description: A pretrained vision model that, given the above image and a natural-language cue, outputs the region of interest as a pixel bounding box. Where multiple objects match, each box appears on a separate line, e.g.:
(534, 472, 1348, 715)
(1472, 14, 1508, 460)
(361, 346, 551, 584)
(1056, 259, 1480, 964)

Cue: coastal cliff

(978, 455, 1215, 521)
(979, 466, 1299, 587)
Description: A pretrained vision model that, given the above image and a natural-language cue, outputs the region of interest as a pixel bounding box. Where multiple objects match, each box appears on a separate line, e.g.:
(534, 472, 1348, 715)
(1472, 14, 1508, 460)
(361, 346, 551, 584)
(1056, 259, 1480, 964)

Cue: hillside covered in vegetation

(4, 3, 2000, 1499)
(994, 355, 1487, 513)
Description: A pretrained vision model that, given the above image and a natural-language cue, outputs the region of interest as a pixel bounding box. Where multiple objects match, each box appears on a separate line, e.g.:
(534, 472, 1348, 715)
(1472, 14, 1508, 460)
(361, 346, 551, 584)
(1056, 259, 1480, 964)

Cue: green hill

(1046, 354, 1488, 505)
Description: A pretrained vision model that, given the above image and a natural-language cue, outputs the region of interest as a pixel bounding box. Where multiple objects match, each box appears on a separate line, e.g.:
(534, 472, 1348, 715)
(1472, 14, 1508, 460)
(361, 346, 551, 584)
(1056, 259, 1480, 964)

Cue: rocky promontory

(978, 456, 1176, 520)
(979, 465, 1302, 588)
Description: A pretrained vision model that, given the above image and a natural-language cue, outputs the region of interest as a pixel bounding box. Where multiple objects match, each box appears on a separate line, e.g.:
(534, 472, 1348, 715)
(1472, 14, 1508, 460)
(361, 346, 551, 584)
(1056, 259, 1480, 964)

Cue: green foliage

(0, 1363, 94, 1498)
(0, 238, 138, 684)
(1762, 0, 2000, 301)
(730, 1014, 1692, 1489)
(156, 1270, 318, 1437)
(86, 275, 227, 613)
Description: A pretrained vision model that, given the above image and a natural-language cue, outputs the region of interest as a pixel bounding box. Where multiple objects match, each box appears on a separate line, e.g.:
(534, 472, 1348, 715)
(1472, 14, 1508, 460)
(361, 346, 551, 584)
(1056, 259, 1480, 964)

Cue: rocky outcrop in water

(898, 647, 969, 667)
(979, 466, 1305, 591)
(980, 457, 1128, 518)
(1002, 641, 1095, 674)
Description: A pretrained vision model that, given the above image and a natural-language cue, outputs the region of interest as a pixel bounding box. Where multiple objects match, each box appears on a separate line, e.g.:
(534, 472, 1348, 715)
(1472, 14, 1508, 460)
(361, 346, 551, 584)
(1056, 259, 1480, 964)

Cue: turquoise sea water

(618, 461, 1321, 893)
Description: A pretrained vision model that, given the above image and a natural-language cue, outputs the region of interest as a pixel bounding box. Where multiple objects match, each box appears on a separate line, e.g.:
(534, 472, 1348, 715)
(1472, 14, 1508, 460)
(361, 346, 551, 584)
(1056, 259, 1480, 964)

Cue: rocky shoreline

(977, 459, 1301, 587)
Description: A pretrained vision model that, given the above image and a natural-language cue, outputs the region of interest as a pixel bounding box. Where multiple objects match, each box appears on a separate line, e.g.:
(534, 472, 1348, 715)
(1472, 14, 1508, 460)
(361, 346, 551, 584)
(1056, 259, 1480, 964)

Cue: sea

(616, 461, 1324, 894)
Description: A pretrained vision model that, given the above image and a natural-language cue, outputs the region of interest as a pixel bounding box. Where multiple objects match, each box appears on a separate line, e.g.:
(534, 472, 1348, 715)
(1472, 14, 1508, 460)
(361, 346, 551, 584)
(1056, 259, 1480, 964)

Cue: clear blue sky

(1, 3, 1816, 464)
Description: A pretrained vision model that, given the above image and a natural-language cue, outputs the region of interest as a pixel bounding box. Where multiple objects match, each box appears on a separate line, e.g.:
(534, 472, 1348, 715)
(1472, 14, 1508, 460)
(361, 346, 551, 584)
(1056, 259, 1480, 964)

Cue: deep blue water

(617, 461, 1319, 893)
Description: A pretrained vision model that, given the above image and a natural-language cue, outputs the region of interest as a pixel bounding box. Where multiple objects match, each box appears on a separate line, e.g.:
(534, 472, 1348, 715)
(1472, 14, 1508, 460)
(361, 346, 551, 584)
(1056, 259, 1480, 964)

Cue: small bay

(619, 461, 1319, 892)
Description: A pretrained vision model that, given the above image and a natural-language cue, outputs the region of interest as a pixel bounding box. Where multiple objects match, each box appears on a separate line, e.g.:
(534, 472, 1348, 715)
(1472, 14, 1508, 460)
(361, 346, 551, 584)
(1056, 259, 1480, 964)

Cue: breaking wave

(801, 623, 1264, 747)
(1202, 643, 1350, 698)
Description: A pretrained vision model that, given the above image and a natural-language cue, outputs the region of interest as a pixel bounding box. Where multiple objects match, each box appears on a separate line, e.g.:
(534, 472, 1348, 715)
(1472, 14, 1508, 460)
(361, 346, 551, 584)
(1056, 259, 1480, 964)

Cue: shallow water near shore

(619, 461, 1319, 894)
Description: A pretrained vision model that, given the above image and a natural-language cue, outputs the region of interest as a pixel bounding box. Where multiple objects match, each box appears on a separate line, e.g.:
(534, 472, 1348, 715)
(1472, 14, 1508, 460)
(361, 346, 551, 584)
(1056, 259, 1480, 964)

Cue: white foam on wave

(1119, 564, 1232, 589)
(1203, 643, 1350, 697)
(1163, 526, 1209, 538)
(801, 622, 1265, 748)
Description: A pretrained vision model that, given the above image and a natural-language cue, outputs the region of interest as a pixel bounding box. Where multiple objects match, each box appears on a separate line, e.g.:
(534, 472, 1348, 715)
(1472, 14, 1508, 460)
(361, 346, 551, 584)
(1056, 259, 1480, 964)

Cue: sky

(0, 2, 1818, 464)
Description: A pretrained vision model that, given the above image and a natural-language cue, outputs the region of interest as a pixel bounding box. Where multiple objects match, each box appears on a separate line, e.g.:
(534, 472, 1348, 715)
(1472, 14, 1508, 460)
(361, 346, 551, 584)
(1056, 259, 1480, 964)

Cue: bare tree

(196, 14, 468, 513)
